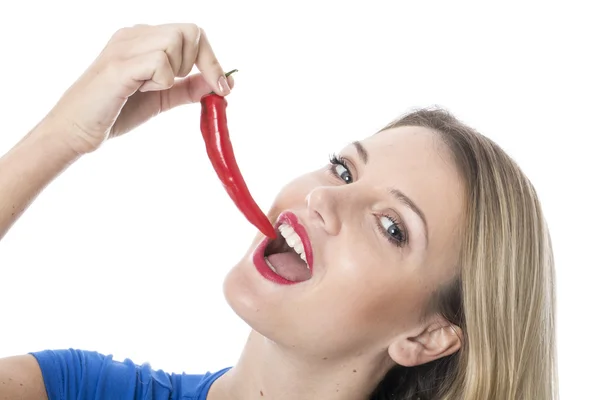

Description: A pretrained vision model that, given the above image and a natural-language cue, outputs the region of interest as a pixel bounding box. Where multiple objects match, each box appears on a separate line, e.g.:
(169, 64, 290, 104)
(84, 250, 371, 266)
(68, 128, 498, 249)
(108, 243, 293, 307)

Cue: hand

(46, 23, 235, 154)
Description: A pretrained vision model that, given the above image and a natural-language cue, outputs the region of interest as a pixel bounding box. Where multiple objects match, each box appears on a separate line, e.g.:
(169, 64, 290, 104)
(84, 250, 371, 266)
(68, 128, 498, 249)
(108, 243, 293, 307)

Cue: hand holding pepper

(44, 23, 234, 155)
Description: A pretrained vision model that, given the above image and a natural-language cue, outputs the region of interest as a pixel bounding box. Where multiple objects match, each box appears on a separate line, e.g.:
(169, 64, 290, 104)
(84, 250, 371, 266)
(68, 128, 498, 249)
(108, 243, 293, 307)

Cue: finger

(155, 24, 185, 78)
(107, 24, 150, 44)
(159, 72, 236, 112)
(195, 29, 230, 96)
(161, 74, 211, 111)
(114, 26, 184, 78)
(128, 51, 175, 92)
(176, 23, 202, 77)
(110, 24, 201, 79)
(106, 24, 229, 95)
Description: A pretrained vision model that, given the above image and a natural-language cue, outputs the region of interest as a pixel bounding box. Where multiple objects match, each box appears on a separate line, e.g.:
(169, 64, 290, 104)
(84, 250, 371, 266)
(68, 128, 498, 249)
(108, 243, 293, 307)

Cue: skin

(216, 126, 466, 399)
(0, 24, 464, 400)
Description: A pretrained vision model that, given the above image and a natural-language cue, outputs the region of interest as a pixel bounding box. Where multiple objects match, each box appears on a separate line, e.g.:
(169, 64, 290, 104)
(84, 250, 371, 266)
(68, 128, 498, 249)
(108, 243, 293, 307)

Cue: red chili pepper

(200, 71, 276, 239)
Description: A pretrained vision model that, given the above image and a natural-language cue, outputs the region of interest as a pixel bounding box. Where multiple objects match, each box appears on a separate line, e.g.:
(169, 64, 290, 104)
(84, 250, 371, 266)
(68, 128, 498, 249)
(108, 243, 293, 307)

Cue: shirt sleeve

(29, 348, 209, 400)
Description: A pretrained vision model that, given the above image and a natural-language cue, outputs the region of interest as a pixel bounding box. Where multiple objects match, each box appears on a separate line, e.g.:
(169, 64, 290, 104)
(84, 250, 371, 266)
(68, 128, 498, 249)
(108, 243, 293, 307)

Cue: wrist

(29, 114, 88, 161)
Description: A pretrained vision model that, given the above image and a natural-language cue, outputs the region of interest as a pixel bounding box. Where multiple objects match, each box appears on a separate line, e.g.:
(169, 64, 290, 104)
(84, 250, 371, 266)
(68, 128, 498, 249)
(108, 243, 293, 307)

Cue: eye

(328, 154, 353, 184)
(378, 215, 408, 247)
(334, 164, 352, 184)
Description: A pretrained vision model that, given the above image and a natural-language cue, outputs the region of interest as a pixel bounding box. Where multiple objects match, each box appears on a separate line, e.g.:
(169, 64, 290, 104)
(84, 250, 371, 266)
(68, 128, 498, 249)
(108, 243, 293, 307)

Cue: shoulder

(30, 349, 230, 400)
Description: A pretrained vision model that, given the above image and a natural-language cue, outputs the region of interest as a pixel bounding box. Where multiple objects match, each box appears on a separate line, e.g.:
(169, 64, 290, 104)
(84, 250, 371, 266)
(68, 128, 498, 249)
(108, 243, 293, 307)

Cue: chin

(221, 251, 286, 346)
(221, 213, 316, 349)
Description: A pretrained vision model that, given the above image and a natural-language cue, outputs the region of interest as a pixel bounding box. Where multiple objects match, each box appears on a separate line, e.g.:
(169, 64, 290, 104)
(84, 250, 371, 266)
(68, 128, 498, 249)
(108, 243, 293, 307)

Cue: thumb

(109, 73, 235, 138)
(161, 73, 235, 112)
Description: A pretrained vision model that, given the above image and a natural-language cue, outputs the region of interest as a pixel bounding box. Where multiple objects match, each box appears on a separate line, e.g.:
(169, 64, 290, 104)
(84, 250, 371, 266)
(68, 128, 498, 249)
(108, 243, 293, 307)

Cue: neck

(210, 330, 393, 400)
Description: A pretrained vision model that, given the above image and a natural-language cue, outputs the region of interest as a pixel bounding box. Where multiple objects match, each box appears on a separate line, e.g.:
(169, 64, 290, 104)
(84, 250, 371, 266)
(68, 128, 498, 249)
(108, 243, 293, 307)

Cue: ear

(388, 320, 463, 367)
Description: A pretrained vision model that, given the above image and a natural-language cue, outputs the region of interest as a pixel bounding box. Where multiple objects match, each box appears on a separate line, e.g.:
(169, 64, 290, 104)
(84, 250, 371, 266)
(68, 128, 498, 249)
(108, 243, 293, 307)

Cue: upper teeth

(278, 223, 309, 267)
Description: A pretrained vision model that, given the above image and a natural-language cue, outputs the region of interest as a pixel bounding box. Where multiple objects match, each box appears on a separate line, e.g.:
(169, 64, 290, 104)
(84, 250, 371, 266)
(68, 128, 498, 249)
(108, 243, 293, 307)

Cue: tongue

(266, 252, 311, 282)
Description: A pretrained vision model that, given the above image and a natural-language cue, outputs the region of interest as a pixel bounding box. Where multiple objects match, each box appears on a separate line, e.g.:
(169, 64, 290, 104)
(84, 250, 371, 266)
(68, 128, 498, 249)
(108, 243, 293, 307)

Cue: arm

(0, 118, 80, 240)
(0, 120, 78, 398)
(0, 355, 48, 400)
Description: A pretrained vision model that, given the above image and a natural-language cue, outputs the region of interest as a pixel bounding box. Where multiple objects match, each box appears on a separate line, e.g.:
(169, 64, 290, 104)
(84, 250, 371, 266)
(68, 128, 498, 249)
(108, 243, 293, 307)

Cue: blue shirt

(30, 349, 230, 400)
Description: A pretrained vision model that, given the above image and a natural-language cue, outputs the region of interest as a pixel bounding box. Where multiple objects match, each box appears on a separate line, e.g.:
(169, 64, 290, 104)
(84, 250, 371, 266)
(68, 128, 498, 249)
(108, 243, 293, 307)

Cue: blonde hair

(369, 108, 558, 399)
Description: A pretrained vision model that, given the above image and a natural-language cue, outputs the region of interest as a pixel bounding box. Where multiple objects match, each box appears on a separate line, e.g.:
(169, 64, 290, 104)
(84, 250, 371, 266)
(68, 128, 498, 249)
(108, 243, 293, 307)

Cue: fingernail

(218, 76, 231, 95)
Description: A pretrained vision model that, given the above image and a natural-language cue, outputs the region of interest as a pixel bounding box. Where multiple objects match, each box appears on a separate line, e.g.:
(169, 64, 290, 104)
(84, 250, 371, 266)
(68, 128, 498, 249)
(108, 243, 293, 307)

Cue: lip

(251, 211, 314, 285)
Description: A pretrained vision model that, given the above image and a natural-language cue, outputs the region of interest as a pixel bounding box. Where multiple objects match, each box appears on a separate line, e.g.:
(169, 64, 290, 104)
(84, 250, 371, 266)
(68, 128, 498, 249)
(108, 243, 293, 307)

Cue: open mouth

(252, 211, 314, 285)
(263, 222, 312, 282)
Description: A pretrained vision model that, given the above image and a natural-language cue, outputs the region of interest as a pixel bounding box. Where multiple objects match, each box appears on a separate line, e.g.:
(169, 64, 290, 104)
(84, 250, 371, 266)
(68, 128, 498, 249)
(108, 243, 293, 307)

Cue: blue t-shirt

(30, 349, 230, 400)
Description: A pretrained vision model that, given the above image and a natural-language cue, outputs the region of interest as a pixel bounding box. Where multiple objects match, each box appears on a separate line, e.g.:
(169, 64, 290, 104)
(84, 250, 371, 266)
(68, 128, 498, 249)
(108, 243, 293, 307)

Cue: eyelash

(328, 154, 352, 182)
(376, 214, 408, 247)
(327, 153, 408, 247)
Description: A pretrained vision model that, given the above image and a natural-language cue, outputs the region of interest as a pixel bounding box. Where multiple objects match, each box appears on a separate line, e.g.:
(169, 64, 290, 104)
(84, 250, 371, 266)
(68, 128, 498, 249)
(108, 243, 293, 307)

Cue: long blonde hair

(369, 108, 558, 399)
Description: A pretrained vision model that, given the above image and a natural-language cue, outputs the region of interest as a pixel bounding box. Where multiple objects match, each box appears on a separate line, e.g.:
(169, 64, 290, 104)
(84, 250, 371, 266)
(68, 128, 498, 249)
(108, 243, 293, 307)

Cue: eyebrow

(352, 141, 369, 164)
(389, 188, 429, 245)
(352, 140, 429, 245)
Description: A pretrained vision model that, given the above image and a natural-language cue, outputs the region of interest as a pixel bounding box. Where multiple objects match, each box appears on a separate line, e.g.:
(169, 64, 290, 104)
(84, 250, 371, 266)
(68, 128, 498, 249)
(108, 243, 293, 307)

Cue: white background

(0, 1, 597, 398)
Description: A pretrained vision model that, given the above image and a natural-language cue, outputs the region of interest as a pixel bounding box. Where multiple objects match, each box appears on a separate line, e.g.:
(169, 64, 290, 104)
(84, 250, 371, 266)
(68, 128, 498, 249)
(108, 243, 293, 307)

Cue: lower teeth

(265, 258, 277, 273)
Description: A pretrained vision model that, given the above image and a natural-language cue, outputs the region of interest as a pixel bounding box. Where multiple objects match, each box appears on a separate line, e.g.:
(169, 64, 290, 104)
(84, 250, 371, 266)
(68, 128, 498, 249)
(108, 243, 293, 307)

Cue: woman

(0, 23, 557, 399)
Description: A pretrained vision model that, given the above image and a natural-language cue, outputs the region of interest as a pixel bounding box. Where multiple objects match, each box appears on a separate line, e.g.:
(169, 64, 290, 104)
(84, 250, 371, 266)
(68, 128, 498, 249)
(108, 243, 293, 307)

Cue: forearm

(0, 118, 81, 239)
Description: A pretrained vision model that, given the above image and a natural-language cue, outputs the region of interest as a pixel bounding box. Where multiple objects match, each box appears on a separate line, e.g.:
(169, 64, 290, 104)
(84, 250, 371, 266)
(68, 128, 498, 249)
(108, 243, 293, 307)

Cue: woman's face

(223, 126, 466, 361)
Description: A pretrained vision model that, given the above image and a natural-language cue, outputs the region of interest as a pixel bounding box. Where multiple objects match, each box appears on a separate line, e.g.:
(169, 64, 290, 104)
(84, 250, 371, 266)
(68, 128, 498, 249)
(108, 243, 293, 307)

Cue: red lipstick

(251, 211, 314, 285)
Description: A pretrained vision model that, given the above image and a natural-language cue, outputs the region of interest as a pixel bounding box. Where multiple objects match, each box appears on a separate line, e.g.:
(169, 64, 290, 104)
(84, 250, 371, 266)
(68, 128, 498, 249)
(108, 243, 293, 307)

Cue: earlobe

(388, 323, 463, 367)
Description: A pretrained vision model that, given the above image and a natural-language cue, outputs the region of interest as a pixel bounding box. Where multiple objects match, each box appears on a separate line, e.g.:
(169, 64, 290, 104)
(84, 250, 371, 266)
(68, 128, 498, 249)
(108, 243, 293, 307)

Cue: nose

(305, 186, 342, 235)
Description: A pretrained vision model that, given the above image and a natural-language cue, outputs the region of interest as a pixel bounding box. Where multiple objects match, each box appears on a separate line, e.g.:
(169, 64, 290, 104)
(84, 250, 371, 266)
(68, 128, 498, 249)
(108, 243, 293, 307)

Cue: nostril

(305, 188, 335, 232)
(312, 209, 325, 225)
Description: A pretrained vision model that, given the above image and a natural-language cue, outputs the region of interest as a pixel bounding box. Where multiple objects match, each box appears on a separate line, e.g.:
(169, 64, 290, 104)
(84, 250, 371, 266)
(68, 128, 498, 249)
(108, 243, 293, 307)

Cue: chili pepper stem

(206, 69, 238, 96)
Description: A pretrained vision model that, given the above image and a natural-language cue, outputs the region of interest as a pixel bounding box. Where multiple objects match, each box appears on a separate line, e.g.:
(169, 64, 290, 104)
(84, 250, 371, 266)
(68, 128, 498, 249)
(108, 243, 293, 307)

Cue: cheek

(325, 241, 431, 335)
